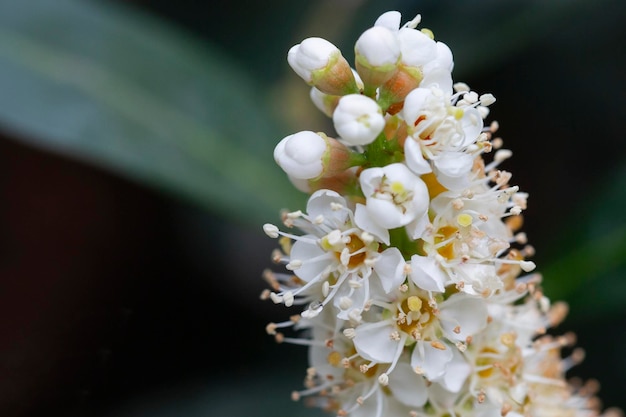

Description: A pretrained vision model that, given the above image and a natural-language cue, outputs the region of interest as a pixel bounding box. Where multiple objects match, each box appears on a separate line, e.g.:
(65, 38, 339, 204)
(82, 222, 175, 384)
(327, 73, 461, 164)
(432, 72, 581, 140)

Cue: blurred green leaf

(0, 0, 305, 227)
(541, 165, 626, 320)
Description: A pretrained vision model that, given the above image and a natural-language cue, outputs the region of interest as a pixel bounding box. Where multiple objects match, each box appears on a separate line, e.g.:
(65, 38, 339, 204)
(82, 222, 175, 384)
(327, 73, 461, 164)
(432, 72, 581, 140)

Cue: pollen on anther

(265, 323, 277, 335)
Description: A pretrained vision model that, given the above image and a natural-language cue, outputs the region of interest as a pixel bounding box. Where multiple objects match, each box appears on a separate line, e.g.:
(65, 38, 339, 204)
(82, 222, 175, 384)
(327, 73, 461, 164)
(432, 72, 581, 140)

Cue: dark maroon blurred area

(0, 134, 164, 416)
(0, 131, 282, 417)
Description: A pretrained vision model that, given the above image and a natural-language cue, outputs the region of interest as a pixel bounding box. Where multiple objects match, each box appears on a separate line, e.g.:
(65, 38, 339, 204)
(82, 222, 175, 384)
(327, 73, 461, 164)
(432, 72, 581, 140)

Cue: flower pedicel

(262, 10, 622, 417)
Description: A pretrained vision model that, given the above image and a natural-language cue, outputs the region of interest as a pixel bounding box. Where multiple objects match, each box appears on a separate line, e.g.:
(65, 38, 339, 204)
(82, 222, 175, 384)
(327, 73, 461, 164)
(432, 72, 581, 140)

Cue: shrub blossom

(261, 10, 621, 417)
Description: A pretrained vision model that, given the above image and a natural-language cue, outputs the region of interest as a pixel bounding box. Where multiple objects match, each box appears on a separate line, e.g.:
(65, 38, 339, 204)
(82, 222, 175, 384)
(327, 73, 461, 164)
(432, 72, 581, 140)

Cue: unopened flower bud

(377, 64, 423, 114)
(309, 87, 341, 118)
(333, 94, 385, 146)
(274, 131, 358, 180)
(310, 70, 364, 117)
(288, 37, 359, 96)
(354, 26, 400, 93)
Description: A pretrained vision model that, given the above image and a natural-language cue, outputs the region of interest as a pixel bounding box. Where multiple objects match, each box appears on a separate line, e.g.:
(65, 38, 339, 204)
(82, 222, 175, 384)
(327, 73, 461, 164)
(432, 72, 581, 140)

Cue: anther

(520, 261, 536, 272)
(263, 223, 280, 238)
(378, 373, 389, 385)
(286, 260, 303, 270)
(480, 93, 496, 106)
(266, 323, 277, 335)
(430, 340, 446, 350)
(343, 328, 356, 339)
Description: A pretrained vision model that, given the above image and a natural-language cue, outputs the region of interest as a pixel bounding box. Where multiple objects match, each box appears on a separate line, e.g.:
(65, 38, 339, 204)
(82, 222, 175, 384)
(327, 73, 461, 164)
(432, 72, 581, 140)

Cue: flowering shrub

(262, 10, 620, 417)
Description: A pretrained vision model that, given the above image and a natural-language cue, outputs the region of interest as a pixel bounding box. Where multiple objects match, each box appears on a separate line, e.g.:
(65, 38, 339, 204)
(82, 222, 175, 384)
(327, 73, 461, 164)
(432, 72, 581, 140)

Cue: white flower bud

(274, 131, 326, 179)
(309, 87, 339, 118)
(288, 37, 358, 96)
(355, 26, 400, 89)
(355, 26, 400, 68)
(309, 70, 364, 118)
(333, 94, 385, 146)
(288, 37, 338, 82)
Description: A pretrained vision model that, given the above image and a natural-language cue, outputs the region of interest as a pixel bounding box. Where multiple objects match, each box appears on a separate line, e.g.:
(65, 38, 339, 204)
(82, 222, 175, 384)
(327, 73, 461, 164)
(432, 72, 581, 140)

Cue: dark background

(1, 1, 626, 416)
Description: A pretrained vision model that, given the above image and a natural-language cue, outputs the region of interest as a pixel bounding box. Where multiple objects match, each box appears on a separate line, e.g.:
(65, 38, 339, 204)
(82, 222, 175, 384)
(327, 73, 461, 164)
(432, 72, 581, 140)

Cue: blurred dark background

(1, 1, 625, 416)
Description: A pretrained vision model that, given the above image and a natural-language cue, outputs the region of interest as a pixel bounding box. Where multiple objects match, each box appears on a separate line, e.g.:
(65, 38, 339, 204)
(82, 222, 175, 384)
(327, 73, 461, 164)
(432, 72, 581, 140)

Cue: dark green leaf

(0, 0, 305, 227)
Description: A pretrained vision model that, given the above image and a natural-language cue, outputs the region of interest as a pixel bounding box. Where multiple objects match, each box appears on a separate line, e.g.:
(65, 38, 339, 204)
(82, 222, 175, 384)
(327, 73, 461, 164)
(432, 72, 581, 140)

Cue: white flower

(355, 163, 429, 244)
(401, 86, 485, 190)
(351, 286, 487, 389)
(263, 9, 616, 417)
(333, 94, 385, 146)
(263, 189, 385, 320)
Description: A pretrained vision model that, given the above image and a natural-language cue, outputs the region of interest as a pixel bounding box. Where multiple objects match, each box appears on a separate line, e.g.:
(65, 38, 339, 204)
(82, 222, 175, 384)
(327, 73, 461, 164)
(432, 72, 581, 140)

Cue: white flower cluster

(262, 10, 620, 417)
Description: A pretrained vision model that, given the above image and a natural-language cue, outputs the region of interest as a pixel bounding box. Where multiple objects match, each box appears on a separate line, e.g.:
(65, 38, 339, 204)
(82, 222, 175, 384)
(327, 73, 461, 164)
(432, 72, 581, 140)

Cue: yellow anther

(407, 296, 422, 312)
(457, 213, 473, 227)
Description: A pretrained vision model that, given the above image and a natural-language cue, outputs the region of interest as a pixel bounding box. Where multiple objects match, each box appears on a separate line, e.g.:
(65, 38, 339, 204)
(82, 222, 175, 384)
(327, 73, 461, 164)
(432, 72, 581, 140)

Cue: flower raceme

(262, 10, 621, 417)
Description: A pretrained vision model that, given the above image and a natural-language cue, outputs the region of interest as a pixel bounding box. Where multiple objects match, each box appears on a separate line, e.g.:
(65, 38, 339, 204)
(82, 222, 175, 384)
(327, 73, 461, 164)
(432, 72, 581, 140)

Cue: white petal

(366, 197, 412, 229)
(404, 138, 432, 175)
(353, 322, 400, 363)
(439, 294, 488, 341)
(410, 341, 452, 380)
(373, 247, 407, 293)
(289, 239, 329, 282)
(432, 152, 473, 190)
(387, 361, 428, 407)
(433, 347, 470, 393)
(354, 203, 390, 245)
(409, 254, 447, 292)
(459, 107, 483, 147)
(421, 66, 453, 94)
(405, 211, 430, 240)
(374, 11, 401, 31)
(401, 87, 431, 126)
(398, 28, 436, 67)
(306, 189, 348, 223)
